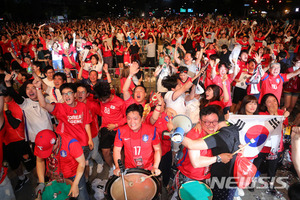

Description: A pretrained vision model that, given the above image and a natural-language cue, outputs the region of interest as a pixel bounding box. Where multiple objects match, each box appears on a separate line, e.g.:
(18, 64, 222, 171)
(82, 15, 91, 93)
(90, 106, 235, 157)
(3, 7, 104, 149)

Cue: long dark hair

(200, 84, 222, 109)
(239, 95, 258, 115)
(259, 93, 279, 113)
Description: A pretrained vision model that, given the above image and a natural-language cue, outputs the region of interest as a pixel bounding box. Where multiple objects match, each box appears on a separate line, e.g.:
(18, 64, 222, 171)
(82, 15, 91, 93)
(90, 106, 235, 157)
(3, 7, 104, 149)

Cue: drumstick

(140, 174, 156, 183)
(232, 138, 255, 156)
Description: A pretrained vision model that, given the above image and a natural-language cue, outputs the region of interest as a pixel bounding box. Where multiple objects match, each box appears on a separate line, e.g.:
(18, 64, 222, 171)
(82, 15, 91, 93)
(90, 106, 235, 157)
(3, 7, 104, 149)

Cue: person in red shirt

(2, 93, 35, 192)
(114, 39, 124, 75)
(59, 42, 79, 71)
(76, 83, 104, 176)
(113, 104, 162, 176)
(283, 56, 300, 113)
(251, 25, 272, 51)
(178, 106, 231, 184)
(0, 93, 16, 199)
(8, 47, 33, 72)
(101, 41, 113, 69)
(0, 35, 12, 62)
(254, 93, 289, 195)
(144, 93, 172, 186)
(211, 63, 233, 113)
(205, 43, 218, 59)
(120, 67, 135, 97)
(34, 81, 94, 159)
(34, 129, 89, 200)
(258, 62, 300, 104)
(93, 81, 126, 173)
(200, 83, 230, 113)
(235, 33, 250, 51)
(122, 61, 147, 108)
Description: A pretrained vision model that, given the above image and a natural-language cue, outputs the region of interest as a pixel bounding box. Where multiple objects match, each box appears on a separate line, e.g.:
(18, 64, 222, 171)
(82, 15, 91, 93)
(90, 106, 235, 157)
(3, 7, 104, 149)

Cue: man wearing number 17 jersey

(113, 104, 162, 176)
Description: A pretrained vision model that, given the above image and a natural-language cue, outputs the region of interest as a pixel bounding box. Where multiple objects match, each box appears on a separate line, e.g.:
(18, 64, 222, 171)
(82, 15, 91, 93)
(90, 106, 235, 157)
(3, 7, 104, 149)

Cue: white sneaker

(89, 166, 93, 176)
(238, 188, 245, 197)
(96, 164, 103, 174)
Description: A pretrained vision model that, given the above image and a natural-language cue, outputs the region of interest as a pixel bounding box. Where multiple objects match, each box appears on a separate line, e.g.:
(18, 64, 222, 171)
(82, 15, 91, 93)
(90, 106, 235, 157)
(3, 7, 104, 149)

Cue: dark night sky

(0, 0, 298, 21)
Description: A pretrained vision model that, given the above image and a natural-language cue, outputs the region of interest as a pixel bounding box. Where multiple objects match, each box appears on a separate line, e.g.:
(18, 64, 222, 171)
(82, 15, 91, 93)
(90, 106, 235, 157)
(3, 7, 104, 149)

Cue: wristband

(128, 75, 133, 79)
(36, 87, 41, 90)
(157, 104, 162, 106)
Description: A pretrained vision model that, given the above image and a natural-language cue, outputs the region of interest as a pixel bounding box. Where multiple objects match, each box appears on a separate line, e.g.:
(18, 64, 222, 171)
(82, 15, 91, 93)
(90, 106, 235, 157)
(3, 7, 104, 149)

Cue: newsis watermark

(205, 177, 289, 189)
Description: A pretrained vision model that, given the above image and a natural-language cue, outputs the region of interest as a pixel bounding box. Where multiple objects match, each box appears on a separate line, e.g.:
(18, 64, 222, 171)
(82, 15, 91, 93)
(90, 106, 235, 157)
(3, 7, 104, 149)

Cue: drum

(179, 181, 213, 200)
(105, 168, 160, 200)
(41, 180, 71, 200)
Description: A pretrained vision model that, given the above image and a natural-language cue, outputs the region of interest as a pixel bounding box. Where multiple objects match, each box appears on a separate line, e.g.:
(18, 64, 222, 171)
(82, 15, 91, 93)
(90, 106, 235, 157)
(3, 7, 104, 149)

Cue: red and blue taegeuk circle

(244, 125, 269, 147)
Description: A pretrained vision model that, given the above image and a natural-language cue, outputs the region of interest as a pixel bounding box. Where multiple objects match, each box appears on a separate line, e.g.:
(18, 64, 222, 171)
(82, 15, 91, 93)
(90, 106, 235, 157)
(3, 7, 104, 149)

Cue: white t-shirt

(20, 98, 53, 142)
(51, 44, 62, 61)
(43, 78, 54, 88)
(164, 91, 186, 115)
(185, 98, 200, 124)
(155, 64, 174, 93)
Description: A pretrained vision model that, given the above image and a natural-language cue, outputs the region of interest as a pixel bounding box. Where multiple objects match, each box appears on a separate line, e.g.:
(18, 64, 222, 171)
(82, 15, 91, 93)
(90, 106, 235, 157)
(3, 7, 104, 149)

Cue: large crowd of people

(0, 15, 300, 200)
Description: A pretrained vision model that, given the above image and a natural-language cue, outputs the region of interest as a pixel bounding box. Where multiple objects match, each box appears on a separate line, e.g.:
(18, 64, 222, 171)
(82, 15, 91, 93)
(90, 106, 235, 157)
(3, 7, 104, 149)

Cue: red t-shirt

(259, 73, 288, 104)
(28, 44, 36, 59)
(207, 100, 226, 109)
(254, 36, 266, 50)
(123, 51, 131, 64)
(237, 60, 247, 72)
(177, 128, 212, 180)
(237, 40, 250, 51)
(212, 75, 233, 107)
(284, 67, 300, 93)
(125, 96, 146, 109)
(101, 46, 112, 57)
(145, 111, 171, 156)
(0, 124, 7, 184)
(205, 49, 217, 58)
(39, 37, 47, 51)
(85, 99, 101, 138)
(0, 41, 11, 54)
(232, 65, 249, 87)
(3, 100, 25, 145)
(43, 135, 83, 179)
(59, 46, 79, 69)
(114, 45, 124, 56)
(20, 60, 30, 69)
(51, 101, 92, 146)
(261, 54, 271, 68)
(99, 95, 126, 130)
(114, 124, 160, 170)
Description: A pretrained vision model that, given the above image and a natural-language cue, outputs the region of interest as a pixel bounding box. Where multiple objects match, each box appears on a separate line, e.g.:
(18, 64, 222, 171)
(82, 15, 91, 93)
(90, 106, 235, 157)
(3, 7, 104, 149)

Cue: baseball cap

(34, 129, 57, 158)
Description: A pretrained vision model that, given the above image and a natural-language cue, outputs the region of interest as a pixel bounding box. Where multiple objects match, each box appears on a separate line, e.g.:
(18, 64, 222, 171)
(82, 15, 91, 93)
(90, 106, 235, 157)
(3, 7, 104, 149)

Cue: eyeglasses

(62, 91, 73, 97)
(201, 120, 218, 126)
(77, 91, 86, 95)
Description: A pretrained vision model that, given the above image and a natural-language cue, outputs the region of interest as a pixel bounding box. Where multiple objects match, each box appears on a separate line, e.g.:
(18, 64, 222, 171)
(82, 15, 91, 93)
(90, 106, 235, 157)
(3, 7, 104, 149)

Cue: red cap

(34, 129, 57, 158)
